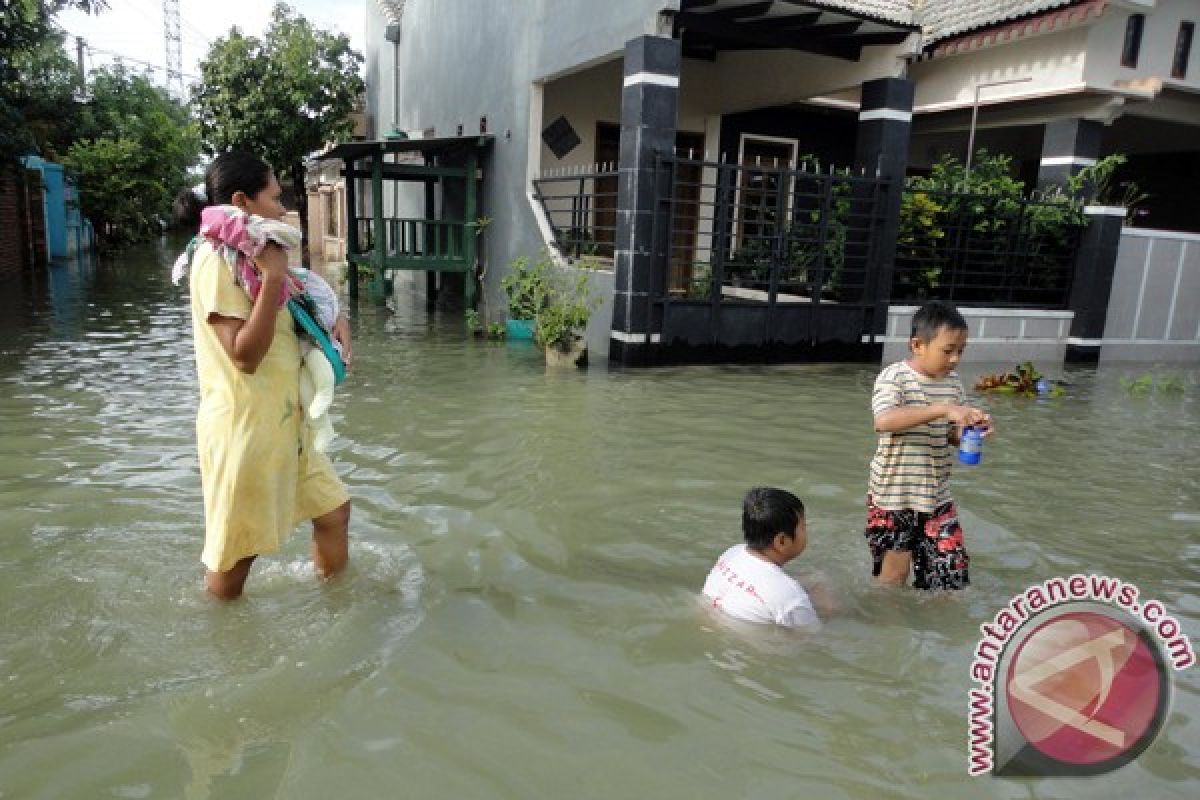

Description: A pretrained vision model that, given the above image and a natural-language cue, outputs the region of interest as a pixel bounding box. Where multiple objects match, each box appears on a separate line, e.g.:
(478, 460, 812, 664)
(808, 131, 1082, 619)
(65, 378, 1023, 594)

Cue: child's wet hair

(742, 487, 805, 551)
(910, 299, 967, 342)
(173, 151, 272, 228)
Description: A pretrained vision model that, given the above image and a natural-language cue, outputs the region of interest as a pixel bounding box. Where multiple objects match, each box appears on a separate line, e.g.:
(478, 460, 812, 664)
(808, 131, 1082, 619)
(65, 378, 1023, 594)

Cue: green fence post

(464, 148, 478, 311)
(344, 158, 359, 301)
(371, 155, 386, 302)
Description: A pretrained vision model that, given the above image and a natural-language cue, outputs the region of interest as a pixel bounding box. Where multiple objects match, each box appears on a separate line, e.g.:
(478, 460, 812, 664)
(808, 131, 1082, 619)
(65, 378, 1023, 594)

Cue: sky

(56, 0, 367, 94)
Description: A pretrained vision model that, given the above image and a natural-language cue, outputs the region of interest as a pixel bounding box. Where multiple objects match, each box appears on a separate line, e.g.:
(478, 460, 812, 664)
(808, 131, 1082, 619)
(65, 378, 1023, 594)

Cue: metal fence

(531, 160, 1087, 314)
(531, 163, 619, 261)
(654, 154, 890, 306)
(892, 189, 1085, 307)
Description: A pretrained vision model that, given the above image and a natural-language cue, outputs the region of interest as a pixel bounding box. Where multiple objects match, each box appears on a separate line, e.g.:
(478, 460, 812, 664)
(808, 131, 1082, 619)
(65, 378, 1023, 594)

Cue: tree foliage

(0, 1, 107, 165)
(62, 65, 200, 248)
(192, 2, 364, 251)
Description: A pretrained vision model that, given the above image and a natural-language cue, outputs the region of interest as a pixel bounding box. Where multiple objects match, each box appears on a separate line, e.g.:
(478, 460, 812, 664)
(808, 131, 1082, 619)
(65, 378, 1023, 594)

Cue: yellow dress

(189, 242, 348, 572)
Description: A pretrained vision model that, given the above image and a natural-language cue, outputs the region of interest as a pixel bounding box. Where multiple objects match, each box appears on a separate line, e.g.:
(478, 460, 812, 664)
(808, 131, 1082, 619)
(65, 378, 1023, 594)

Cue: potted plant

(500, 253, 552, 340)
(534, 271, 596, 368)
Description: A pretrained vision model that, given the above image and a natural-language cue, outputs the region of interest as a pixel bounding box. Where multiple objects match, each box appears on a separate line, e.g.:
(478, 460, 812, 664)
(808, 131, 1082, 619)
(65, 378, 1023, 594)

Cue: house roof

(747, 1, 1091, 43)
(675, 0, 918, 61)
(916, 0, 1081, 44)
(802, 1, 914, 27)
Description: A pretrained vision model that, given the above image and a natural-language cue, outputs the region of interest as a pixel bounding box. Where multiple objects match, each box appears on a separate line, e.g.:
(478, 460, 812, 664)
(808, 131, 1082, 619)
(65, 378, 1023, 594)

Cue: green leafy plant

(975, 362, 1065, 397)
(897, 150, 1088, 298)
(1067, 154, 1149, 220)
(534, 271, 597, 352)
(1121, 373, 1186, 396)
(1120, 374, 1155, 395)
(193, 2, 365, 255)
(500, 251, 553, 320)
(1159, 374, 1185, 394)
(464, 307, 506, 340)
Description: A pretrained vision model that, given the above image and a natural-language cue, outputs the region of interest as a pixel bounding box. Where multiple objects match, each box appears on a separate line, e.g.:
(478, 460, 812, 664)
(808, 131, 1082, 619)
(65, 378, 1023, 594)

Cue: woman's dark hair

(172, 150, 273, 228)
(742, 487, 805, 551)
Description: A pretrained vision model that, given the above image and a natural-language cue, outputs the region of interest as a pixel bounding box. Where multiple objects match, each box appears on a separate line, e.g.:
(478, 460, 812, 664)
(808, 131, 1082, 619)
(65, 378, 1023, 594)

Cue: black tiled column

(1066, 206, 1124, 362)
(609, 35, 680, 367)
(854, 77, 914, 346)
(1038, 118, 1103, 192)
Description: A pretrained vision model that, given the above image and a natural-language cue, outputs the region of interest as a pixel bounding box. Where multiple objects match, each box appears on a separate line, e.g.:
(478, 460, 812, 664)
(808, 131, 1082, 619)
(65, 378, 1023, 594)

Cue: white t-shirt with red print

(702, 544, 820, 629)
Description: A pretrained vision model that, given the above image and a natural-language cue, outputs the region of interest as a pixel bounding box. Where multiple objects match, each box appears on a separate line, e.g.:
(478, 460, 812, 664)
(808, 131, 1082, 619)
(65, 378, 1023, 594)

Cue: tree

(192, 2, 364, 259)
(62, 64, 201, 248)
(0, 1, 106, 165)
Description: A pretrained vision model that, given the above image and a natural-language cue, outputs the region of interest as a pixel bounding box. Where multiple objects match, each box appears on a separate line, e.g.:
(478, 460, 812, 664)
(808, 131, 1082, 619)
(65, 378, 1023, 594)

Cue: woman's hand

(254, 242, 289, 281)
(332, 314, 353, 368)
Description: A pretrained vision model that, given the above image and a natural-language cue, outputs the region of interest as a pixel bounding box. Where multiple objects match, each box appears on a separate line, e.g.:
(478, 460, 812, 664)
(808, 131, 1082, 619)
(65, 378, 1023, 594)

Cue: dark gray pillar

(609, 35, 679, 367)
(854, 77, 914, 347)
(1038, 118, 1103, 192)
(1066, 206, 1124, 362)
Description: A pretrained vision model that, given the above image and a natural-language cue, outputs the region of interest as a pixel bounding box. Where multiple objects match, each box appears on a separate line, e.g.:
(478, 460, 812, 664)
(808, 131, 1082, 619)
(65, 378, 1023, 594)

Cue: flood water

(0, 240, 1197, 799)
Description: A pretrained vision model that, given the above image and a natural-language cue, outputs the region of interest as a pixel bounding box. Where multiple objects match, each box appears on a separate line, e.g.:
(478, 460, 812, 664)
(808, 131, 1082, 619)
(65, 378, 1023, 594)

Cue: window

(1173, 21, 1194, 79)
(1122, 14, 1145, 68)
(324, 190, 338, 238)
(734, 135, 798, 252)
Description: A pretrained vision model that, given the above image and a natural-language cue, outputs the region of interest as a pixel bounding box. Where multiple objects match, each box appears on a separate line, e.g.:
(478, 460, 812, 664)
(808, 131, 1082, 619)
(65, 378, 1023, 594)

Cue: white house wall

(363, 0, 675, 339)
(910, 27, 1090, 114)
(539, 58, 714, 174)
(1085, 0, 1200, 98)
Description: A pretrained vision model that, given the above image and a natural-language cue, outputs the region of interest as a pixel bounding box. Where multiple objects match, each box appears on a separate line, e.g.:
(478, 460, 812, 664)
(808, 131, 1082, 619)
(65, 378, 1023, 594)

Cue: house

(357, 0, 1198, 364)
(905, 0, 1200, 233)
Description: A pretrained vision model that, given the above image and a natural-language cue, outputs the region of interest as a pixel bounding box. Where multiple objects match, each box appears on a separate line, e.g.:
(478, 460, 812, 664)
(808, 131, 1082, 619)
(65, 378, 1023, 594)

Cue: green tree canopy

(62, 64, 201, 248)
(0, 1, 107, 165)
(192, 2, 364, 252)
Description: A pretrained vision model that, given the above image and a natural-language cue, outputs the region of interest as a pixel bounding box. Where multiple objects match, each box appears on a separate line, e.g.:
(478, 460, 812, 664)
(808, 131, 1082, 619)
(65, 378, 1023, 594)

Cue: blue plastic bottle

(958, 426, 983, 466)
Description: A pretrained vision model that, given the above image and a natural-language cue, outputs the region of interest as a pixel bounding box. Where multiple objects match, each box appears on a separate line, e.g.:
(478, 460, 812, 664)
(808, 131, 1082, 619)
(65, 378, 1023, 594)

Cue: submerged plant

(975, 362, 1066, 397)
(1121, 373, 1186, 396)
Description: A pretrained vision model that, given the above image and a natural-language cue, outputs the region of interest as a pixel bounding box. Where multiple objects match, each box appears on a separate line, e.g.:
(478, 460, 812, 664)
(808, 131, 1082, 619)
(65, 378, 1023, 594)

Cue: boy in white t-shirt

(702, 487, 820, 629)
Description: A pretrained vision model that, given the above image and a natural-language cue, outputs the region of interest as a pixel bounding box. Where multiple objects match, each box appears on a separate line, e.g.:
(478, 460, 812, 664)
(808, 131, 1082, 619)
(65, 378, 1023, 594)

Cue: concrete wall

(365, 0, 672, 357)
(881, 306, 1074, 364)
(1085, 0, 1200, 93)
(1097, 227, 1200, 362)
(910, 27, 1089, 113)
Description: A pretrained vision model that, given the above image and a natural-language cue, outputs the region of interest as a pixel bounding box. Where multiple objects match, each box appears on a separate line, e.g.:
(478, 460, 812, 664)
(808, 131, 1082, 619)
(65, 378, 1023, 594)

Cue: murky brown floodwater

(0, 239, 1196, 798)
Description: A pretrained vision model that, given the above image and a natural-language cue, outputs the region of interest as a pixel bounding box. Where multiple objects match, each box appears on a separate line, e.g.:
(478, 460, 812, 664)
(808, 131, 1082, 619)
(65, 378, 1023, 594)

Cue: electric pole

(162, 0, 183, 97)
(75, 36, 86, 90)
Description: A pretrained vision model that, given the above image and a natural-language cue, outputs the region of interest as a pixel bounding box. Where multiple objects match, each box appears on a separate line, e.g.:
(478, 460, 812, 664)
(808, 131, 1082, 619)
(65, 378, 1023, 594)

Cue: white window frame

(732, 133, 800, 251)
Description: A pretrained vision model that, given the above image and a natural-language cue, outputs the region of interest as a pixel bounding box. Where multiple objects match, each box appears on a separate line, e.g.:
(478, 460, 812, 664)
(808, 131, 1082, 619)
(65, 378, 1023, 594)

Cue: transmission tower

(162, 0, 183, 97)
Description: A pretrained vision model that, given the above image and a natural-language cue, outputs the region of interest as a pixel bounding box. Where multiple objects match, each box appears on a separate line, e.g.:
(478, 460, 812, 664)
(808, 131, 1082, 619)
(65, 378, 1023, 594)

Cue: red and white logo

(967, 576, 1193, 778)
(1004, 610, 1166, 771)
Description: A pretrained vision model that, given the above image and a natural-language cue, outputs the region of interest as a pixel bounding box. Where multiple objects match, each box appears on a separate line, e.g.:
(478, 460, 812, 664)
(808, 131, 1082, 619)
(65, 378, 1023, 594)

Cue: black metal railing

(531, 164, 619, 262)
(655, 154, 891, 306)
(891, 189, 1085, 307)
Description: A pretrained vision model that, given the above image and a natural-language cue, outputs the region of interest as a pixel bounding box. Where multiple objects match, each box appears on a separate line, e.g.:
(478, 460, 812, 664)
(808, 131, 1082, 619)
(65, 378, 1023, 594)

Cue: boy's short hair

(911, 299, 968, 342)
(742, 487, 805, 551)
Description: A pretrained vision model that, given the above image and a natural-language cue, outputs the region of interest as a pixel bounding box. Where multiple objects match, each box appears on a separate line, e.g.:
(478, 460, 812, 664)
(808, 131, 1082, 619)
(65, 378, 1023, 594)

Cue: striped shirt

(868, 361, 965, 513)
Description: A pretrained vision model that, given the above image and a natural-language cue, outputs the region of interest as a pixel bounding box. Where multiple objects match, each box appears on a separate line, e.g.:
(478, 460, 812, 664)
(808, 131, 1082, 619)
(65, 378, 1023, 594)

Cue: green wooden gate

(314, 135, 492, 306)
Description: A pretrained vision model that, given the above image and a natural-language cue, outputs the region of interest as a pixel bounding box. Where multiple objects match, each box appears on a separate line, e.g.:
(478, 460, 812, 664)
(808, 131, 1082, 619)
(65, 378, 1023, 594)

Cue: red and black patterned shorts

(864, 496, 970, 590)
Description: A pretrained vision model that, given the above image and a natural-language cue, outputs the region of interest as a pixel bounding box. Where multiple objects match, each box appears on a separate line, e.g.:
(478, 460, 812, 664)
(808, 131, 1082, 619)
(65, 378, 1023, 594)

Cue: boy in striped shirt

(866, 300, 992, 590)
